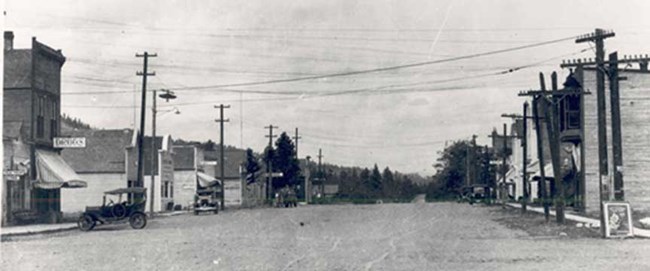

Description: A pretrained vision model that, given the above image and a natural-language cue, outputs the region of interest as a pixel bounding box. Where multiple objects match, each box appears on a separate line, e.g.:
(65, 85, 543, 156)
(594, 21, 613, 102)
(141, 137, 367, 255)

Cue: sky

(3, 0, 650, 176)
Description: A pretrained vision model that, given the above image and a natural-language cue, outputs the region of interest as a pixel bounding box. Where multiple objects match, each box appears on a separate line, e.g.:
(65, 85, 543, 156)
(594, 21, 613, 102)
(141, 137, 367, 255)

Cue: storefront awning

(197, 171, 221, 188)
(505, 166, 518, 182)
(531, 162, 554, 181)
(34, 150, 87, 189)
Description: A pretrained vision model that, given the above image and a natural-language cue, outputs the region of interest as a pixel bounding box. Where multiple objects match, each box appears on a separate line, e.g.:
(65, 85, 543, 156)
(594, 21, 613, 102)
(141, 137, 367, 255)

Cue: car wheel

(194, 210, 199, 215)
(112, 204, 127, 219)
(78, 214, 95, 231)
(213, 208, 218, 214)
(129, 212, 147, 229)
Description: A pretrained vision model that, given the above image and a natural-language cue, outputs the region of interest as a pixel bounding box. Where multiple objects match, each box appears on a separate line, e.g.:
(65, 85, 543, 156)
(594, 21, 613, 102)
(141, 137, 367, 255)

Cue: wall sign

(53, 137, 86, 148)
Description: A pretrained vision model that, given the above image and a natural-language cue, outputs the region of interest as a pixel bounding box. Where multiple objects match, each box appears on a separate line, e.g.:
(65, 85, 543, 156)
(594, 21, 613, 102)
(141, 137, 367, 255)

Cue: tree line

(242, 131, 425, 203)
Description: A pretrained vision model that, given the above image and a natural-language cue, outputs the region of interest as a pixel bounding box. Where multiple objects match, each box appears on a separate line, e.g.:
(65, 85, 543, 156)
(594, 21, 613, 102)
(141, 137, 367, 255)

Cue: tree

(272, 132, 301, 189)
(244, 148, 261, 184)
(434, 140, 471, 196)
(382, 167, 395, 199)
(365, 164, 383, 198)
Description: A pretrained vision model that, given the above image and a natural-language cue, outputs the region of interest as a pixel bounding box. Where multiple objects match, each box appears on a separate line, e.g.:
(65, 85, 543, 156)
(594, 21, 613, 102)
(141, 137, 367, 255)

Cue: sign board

(603, 202, 634, 238)
(160, 151, 175, 199)
(262, 172, 283, 178)
(223, 179, 242, 206)
(53, 137, 86, 148)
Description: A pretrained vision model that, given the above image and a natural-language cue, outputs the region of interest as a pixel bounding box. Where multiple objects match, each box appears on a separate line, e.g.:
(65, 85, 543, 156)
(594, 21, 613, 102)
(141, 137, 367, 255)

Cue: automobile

(77, 187, 148, 231)
(457, 184, 489, 205)
(276, 186, 298, 208)
(193, 188, 219, 215)
(193, 171, 220, 215)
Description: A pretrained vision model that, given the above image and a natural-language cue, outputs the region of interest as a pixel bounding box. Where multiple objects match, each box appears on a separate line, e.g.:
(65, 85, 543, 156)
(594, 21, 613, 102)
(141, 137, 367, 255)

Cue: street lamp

(150, 89, 177, 215)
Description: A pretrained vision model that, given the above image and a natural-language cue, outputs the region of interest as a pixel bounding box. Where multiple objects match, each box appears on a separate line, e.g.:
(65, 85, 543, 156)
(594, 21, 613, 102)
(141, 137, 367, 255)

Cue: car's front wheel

(78, 214, 95, 231)
(129, 212, 147, 229)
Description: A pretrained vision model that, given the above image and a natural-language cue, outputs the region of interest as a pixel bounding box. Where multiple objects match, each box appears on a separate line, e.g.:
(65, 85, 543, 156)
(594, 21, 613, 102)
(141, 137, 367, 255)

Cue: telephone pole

(293, 128, 301, 159)
(265, 125, 278, 201)
(548, 72, 565, 224)
(575, 28, 615, 234)
(609, 52, 624, 201)
(216, 104, 230, 210)
(522, 101, 529, 213)
(136, 52, 156, 190)
(500, 103, 531, 213)
(150, 89, 157, 215)
(318, 148, 324, 195)
(502, 123, 507, 208)
(149, 89, 176, 215)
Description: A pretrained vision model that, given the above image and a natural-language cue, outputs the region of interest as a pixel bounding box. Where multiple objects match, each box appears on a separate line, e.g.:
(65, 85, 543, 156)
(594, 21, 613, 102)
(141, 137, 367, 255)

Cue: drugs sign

(53, 137, 86, 148)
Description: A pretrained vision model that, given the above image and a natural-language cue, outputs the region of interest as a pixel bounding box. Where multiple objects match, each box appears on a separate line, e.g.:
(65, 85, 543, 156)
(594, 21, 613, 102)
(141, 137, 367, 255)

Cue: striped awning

(34, 150, 87, 189)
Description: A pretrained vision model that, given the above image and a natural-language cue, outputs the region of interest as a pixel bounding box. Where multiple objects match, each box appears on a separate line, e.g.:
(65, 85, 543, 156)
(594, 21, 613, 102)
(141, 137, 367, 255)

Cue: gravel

(2, 202, 649, 270)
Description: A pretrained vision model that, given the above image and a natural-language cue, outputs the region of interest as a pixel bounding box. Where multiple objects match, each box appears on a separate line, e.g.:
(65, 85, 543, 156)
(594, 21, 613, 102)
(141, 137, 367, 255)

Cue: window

(565, 95, 580, 130)
(36, 96, 44, 138)
(50, 101, 58, 139)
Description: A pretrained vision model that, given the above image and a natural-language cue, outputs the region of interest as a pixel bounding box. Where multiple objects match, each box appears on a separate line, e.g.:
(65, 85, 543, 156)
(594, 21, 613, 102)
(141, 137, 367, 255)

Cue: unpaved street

(2, 202, 649, 270)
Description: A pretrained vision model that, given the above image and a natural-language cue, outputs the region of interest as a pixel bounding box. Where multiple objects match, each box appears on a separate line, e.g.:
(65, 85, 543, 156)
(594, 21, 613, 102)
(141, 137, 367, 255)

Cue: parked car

(193, 188, 219, 215)
(193, 172, 221, 215)
(276, 186, 298, 208)
(77, 187, 147, 231)
(457, 185, 489, 205)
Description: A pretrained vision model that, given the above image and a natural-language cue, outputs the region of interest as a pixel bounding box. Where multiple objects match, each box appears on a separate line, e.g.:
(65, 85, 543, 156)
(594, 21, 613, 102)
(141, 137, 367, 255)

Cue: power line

(164, 35, 578, 91)
(61, 46, 584, 98)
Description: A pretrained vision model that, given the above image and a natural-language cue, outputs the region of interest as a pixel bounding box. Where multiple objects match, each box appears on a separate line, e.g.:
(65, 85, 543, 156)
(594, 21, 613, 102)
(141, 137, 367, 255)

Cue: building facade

(580, 68, 650, 215)
(60, 129, 134, 215)
(3, 31, 86, 225)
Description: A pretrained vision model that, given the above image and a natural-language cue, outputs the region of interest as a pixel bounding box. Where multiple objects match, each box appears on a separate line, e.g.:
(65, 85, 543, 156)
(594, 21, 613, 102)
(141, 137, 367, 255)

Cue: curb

(505, 203, 650, 238)
(1, 211, 190, 239)
(1, 224, 78, 239)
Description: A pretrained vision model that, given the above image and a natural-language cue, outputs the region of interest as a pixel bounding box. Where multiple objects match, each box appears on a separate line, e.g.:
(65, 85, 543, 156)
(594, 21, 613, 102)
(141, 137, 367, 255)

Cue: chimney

(4, 31, 14, 51)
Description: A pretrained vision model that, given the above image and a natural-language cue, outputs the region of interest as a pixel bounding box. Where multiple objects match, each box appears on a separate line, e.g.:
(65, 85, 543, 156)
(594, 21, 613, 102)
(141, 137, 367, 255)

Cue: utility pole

(471, 135, 477, 187)
(548, 72, 565, 224)
(265, 125, 278, 201)
(465, 143, 470, 187)
(574, 28, 615, 235)
(216, 104, 230, 210)
(518, 74, 554, 222)
(609, 52, 624, 201)
(149, 89, 157, 215)
(502, 123, 508, 208)
(149, 89, 176, 215)
(522, 101, 529, 213)
(318, 148, 324, 196)
(293, 128, 301, 159)
(136, 52, 156, 191)
(501, 105, 530, 213)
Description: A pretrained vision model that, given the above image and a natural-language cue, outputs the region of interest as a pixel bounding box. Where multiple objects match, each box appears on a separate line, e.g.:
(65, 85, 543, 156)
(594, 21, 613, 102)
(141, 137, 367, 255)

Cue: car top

(104, 187, 147, 195)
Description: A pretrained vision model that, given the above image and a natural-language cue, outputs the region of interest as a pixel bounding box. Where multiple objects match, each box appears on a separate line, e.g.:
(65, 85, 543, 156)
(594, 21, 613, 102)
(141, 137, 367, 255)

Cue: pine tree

(272, 132, 301, 190)
(369, 164, 383, 198)
(244, 148, 261, 184)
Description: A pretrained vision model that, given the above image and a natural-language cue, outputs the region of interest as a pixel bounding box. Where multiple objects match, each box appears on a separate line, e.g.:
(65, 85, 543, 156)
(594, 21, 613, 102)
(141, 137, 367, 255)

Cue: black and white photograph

(604, 201, 634, 238)
(2, 0, 650, 270)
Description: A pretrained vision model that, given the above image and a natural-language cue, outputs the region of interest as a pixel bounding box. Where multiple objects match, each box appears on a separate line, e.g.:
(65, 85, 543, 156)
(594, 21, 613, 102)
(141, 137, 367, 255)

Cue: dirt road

(2, 202, 649, 270)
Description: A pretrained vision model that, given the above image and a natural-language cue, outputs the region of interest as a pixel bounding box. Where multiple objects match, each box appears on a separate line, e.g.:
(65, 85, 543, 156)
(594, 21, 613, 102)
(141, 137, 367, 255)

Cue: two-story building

(3, 31, 86, 225)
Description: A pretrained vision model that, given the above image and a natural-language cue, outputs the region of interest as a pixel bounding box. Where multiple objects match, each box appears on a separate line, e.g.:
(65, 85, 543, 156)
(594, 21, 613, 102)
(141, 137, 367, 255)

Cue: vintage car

(193, 172, 220, 215)
(275, 186, 298, 208)
(77, 187, 148, 231)
(194, 188, 219, 215)
(457, 184, 490, 205)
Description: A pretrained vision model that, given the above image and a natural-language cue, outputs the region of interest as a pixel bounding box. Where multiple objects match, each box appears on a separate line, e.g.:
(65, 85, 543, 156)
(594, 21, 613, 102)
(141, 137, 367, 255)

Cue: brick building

(3, 31, 86, 225)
